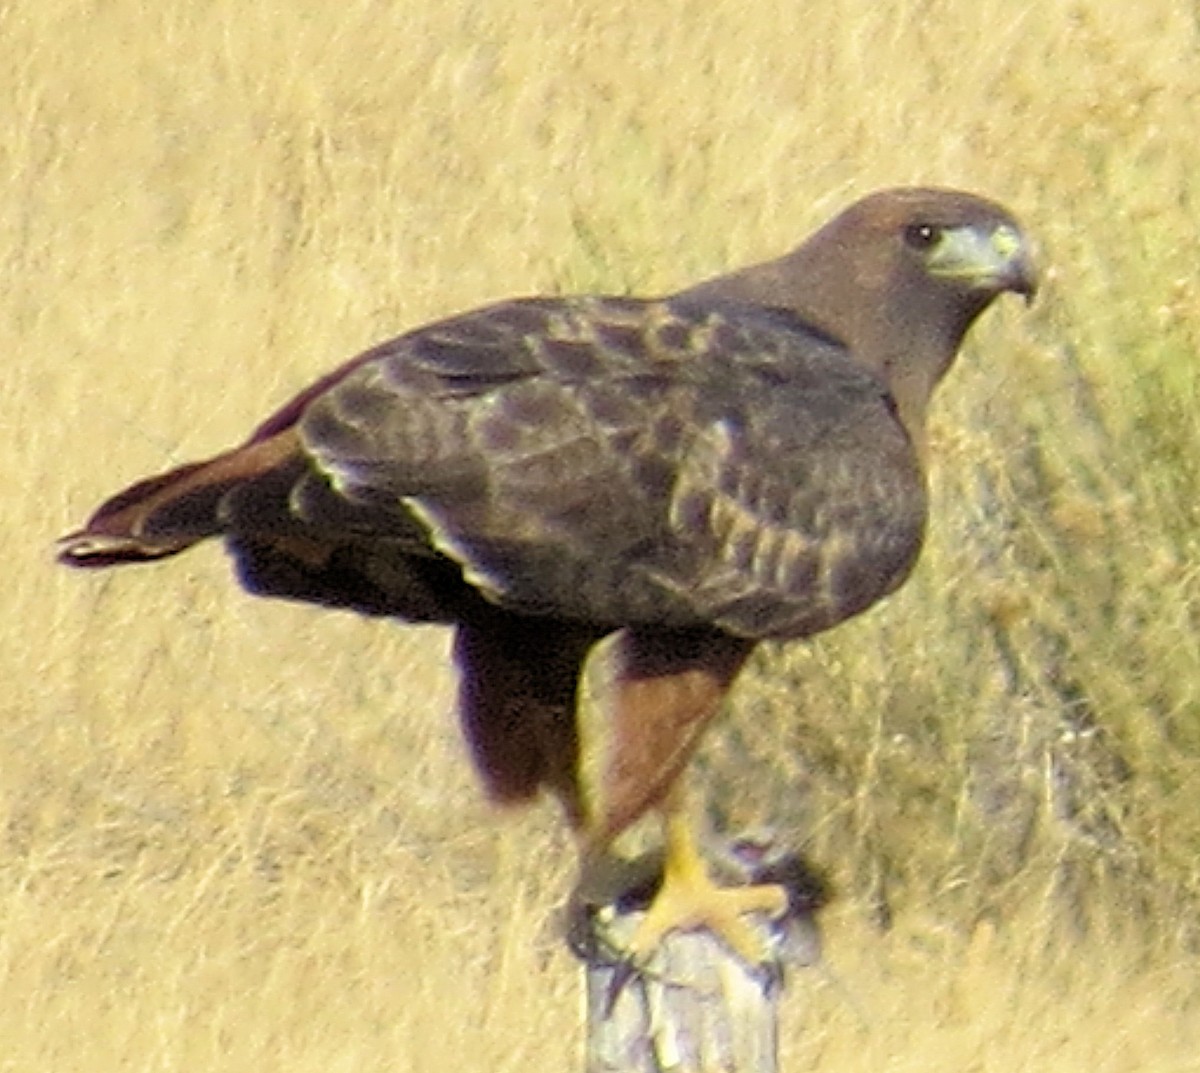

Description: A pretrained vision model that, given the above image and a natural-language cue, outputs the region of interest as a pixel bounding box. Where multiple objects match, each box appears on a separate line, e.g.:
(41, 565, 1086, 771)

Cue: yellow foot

(582, 784, 789, 968)
(624, 792, 789, 965)
(627, 867, 788, 966)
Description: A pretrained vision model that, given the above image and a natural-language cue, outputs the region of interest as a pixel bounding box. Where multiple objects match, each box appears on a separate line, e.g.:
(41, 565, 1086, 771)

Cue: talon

(603, 957, 639, 1017)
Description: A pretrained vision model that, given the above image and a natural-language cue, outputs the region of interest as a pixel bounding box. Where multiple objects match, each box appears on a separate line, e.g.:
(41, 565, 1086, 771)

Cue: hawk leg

(584, 627, 787, 963)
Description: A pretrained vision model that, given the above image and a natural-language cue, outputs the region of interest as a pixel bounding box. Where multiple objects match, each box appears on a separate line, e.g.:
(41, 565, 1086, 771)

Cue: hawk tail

(56, 430, 300, 568)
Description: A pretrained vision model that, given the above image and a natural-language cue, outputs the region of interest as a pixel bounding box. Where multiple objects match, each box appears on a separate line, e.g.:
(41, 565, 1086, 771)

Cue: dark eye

(903, 223, 941, 250)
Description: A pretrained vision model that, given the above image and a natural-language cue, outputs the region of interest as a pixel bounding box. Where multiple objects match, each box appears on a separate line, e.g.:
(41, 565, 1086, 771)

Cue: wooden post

(568, 838, 827, 1073)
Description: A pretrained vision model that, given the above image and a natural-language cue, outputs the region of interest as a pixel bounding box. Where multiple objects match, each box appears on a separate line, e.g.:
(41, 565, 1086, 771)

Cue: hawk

(58, 188, 1036, 961)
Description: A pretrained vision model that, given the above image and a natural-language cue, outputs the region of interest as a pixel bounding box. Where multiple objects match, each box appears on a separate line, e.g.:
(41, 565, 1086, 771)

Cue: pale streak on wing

(657, 419, 822, 629)
(659, 407, 924, 641)
(300, 299, 681, 615)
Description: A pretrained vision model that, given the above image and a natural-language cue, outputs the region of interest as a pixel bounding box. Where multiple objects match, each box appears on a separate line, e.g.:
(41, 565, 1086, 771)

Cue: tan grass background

(6, 0, 1200, 1068)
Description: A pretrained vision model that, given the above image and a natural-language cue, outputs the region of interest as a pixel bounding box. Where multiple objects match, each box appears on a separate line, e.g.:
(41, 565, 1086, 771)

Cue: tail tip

(55, 530, 188, 568)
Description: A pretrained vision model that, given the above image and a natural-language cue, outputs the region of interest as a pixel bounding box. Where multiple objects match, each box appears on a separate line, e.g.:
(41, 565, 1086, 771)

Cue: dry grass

(6, 0, 1200, 1068)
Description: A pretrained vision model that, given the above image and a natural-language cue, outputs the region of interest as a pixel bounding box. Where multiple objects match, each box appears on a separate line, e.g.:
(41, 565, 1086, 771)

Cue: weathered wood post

(568, 839, 827, 1073)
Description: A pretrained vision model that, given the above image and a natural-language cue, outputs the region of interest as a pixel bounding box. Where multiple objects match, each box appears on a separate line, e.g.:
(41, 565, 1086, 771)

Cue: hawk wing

(292, 294, 928, 641)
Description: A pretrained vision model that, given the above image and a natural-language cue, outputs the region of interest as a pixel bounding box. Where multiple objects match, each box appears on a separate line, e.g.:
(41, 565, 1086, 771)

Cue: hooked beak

(930, 222, 1038, 304)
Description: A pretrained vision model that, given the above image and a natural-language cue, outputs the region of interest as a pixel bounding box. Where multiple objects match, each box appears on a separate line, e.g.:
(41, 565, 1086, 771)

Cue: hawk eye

(903, 223, 941, 250)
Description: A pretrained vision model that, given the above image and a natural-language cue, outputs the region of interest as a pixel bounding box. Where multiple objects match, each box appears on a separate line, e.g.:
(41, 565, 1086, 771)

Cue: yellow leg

(626, 785, 788, 965)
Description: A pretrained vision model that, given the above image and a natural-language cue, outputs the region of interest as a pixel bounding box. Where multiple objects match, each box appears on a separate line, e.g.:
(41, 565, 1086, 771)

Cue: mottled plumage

(58, 188, 1036, 955)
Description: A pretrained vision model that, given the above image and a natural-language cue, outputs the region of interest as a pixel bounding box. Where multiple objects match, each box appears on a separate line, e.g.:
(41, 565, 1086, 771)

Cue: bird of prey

(58, 187, 1036, 963)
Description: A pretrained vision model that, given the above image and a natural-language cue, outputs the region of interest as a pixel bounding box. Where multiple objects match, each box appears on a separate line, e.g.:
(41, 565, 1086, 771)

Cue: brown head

(678, 187, 1037, 437)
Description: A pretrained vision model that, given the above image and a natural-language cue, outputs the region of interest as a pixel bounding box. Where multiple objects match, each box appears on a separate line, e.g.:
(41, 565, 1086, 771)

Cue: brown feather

(453, 610, 599, 826)
(592, 628, 753, 841)
(56, 188, 1036, 844)
(680, 186, 1037, 440)
(57, 429, 302, 566)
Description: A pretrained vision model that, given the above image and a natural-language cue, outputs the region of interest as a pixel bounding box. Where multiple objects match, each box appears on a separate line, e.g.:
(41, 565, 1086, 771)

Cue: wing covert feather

(294, 295, 927, 638)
